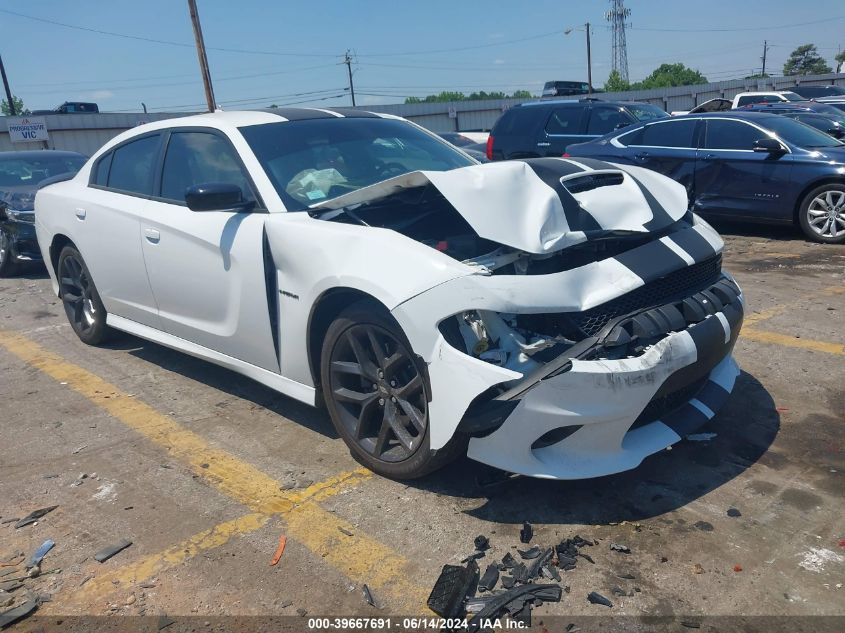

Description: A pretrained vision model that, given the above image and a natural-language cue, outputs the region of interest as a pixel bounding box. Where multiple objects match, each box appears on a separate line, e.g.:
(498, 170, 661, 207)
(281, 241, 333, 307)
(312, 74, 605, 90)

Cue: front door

(139, 129, 279, 372)
(693, 118, 793, 220)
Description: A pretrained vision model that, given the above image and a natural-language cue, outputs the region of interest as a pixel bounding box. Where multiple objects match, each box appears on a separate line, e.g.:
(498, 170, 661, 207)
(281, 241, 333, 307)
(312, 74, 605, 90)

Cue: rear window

(494, 107, 541, 135)
(736, 95, 782, 107)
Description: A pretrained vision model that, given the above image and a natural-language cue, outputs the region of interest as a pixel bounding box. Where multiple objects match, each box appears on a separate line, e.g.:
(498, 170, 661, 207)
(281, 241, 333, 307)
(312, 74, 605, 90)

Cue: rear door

(78, 133, 163, 328)
(139, 128, 279, 372)
(693, 118, 793, 220)
(538, 106, 588, 155)
(617, 118, 700, 195)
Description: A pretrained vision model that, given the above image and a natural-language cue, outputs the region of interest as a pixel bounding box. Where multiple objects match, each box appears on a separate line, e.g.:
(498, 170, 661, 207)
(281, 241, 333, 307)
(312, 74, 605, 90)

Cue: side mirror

(185, 183, 255, 212)
(752, 138, 787, 154)
(828, 127, 844, 139)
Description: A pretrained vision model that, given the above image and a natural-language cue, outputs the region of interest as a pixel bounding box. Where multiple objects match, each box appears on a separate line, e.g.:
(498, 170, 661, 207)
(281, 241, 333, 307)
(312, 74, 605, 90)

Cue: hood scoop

(311, 157, 688, 254)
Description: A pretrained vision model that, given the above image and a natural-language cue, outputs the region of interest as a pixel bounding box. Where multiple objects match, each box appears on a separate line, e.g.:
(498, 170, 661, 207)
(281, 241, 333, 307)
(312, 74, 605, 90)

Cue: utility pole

(187, 0, 216, 112)
(0, 54, 16, 116)
(761, 40, 769, 76)
(344, 50, 356, 107)
(585, 23, 593, 95)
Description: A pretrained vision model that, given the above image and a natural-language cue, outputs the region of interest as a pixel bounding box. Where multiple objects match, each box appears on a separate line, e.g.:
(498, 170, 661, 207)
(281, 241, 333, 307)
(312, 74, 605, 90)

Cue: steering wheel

(376, 162, 408, 179)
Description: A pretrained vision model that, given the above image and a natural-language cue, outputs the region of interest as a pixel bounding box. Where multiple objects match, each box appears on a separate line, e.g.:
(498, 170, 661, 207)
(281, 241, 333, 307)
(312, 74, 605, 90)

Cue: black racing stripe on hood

(626, 173, 678, 231)
(520, 159, 604, 234)
(668, 229, 718, 262)
(562, 156, 617, 171)
(614, 240, 688, 282)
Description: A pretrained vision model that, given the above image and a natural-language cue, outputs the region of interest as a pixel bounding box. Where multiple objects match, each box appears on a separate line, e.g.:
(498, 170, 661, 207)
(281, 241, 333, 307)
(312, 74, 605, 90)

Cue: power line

(354, 29, 563, 57)
(629, 14, 845, 32)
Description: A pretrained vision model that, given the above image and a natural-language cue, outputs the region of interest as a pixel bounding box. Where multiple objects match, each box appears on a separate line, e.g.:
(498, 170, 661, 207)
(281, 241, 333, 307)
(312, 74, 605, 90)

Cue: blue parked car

(566, 112, 845, 243)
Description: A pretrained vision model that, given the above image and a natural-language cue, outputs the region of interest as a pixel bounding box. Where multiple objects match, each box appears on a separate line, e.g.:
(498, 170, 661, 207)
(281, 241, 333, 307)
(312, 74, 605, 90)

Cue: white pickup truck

(671, 91, 805, 116)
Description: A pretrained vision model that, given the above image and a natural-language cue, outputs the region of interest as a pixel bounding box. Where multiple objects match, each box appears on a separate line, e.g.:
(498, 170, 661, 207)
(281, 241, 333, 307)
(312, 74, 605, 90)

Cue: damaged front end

(313, 158, 744, 479)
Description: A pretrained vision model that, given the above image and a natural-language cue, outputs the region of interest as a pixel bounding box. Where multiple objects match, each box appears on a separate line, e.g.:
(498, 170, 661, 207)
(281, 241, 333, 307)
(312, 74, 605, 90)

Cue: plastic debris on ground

(727, 507, 742, 518)
(0, 598, 38, 628)
(362, 584, 377, 608)
(94, 539, 133, 563)
(27, 540, 54, 569)
(13, 506, 58, 529)
(473, 535, 490, 551)
(270, 535, 287, 566)
(609, 543, 630, 554)
(587, 591, 613, 607)
(520, 522, 533, 544)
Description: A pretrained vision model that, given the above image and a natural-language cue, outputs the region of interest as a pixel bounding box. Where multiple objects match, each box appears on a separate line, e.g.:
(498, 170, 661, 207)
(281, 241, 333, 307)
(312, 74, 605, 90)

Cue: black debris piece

(587, 591, 613, 607)
(557, 554, 577, 567)
(461, 551, 485, 564)
(727, 507, 742, 518)
(13, 506, 58, 529)
(94, 539, 133, 563)
(473, 535, 490, 551)
(616, 572, 636, 580)
(0, 581, 23, 593)
(426, 559, 479, 619)
(0, 598, 38, 629)
(512, 562, 529, 584)
(660, 556, 669, 563)
(478, 564, 499, 592)
(362, 584, 376, 607)
(572, 535, 594, 548)
(693, 521, 714, 532)
(525, 548, 554, 581)
(466, 584, 562, 633)
(465, 596, 494, 614)
(501, 552, 517, 569)
(501, 575, 516, 589)
(520, 522, 533, 544)
(681, 621, 702, 629)
(565, 624, 580, 633)
(610, 543, 631, 554)
(338, 527, 354, 536)
(0, 519, 19, 525)
(577, 552, 595, 564)
(611, 586, 626, 597)
(517, 546, 541, 559)
(543, 564, 562, 582)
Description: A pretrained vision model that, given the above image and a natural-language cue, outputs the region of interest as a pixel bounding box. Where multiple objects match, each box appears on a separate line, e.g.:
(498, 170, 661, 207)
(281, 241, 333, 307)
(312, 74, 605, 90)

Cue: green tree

(404, 90, 534, 104)
(633, 63, 708, 89)
(604, 69, 631, 92)
(1, 95, 28, 115)
(783, 44, 832, 76)
(511, 90, 532, 99)
(835, 50, 845, 72)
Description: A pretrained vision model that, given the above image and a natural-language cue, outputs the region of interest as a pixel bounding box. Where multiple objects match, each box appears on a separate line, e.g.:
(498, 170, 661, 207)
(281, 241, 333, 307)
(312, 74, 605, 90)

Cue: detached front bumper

(465, 276, 743, 479)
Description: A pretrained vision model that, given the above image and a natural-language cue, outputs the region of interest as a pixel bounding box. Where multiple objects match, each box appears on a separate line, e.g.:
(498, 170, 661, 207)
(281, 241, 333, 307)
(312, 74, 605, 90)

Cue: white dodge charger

(34, 108, 744, 480)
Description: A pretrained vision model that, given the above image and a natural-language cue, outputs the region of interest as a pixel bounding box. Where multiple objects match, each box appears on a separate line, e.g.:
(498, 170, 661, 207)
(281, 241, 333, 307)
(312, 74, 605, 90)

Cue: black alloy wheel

(58, 246, 110, 345)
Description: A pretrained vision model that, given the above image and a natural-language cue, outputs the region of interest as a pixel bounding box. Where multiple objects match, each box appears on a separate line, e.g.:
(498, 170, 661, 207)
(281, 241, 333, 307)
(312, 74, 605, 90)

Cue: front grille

(570, 255, 722, 337)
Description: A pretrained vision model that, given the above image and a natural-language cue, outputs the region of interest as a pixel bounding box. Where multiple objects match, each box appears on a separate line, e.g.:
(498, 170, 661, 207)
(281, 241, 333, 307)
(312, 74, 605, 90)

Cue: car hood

(310, 158, 688, 254)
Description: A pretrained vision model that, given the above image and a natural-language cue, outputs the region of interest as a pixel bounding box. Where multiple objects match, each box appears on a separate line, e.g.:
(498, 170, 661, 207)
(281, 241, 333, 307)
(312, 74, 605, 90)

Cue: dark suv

(486, 98, 667, 160)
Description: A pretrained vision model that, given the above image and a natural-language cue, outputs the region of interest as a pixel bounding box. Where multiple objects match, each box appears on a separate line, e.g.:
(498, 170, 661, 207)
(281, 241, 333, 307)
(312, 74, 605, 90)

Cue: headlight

(5, 208, 35, 223)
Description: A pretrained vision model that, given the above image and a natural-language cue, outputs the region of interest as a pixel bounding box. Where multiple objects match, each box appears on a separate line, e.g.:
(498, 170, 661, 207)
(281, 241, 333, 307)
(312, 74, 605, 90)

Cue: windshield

(782, 92, 804, 102)
(764, 116, 845, 148)
(240, 118, 475, 211)
(0, 154, 86, 188)
(626, 103, 669, 122)
(811, 103, 845, 120)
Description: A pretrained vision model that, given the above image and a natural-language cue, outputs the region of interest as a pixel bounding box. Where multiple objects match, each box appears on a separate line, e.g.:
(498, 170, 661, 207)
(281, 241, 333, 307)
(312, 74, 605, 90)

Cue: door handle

(634, 152, 650, 161)
(536, 142, 551, 147)
(702, 153, 716, 160)
(143, 228, 160, 243)
(74, 208, 86, 220)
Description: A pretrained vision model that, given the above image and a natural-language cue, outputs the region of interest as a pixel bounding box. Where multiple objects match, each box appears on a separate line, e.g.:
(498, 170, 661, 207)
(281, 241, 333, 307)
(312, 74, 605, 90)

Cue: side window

(92, 152, 112, 186)
(587, 107, 635, 135)
(704, 120, 767, 150)
(638, 120, 698, 148)
(160, 132, 254, 204)
(107, 135, 161, 195)
(616, 127, 643, 146)
(544, 108, 582, 134)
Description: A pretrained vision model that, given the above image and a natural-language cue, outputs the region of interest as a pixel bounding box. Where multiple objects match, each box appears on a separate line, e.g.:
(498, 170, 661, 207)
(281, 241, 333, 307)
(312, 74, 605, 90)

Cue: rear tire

(58, 245, 111, 345)
(798, 184, 845, 244)
(320, 300, 464, 479)
(0, 228, 20, 278)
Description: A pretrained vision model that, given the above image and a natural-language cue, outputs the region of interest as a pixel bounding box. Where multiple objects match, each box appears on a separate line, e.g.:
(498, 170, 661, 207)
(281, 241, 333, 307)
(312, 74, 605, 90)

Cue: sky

(1, 0, 843, 113)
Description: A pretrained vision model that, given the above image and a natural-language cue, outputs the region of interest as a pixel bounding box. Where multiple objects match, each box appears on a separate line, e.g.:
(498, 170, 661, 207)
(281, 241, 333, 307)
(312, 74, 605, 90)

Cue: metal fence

(1, 72, 843, 156)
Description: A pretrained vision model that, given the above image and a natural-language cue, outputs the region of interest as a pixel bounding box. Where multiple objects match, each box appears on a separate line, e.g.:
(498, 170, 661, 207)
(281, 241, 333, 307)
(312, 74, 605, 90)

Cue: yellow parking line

(741, 328, 845, 356)
(0, 331, 428, 611)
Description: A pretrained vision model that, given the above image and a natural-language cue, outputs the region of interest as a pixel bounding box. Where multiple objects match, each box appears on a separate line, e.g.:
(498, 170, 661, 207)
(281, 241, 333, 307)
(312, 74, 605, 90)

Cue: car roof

(139, 108, 386, 130)
(661, 111, 784, 122)
(518, 98, 656, 108)
(0, 149, 87, 159)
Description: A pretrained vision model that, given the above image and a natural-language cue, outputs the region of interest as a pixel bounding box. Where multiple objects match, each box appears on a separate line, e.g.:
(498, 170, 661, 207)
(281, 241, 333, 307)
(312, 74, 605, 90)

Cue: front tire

(0, 228, 20, 278)
(320, 301, 463, 479)
(798, 184, 845, 244)
(58, 245, 111, 345)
